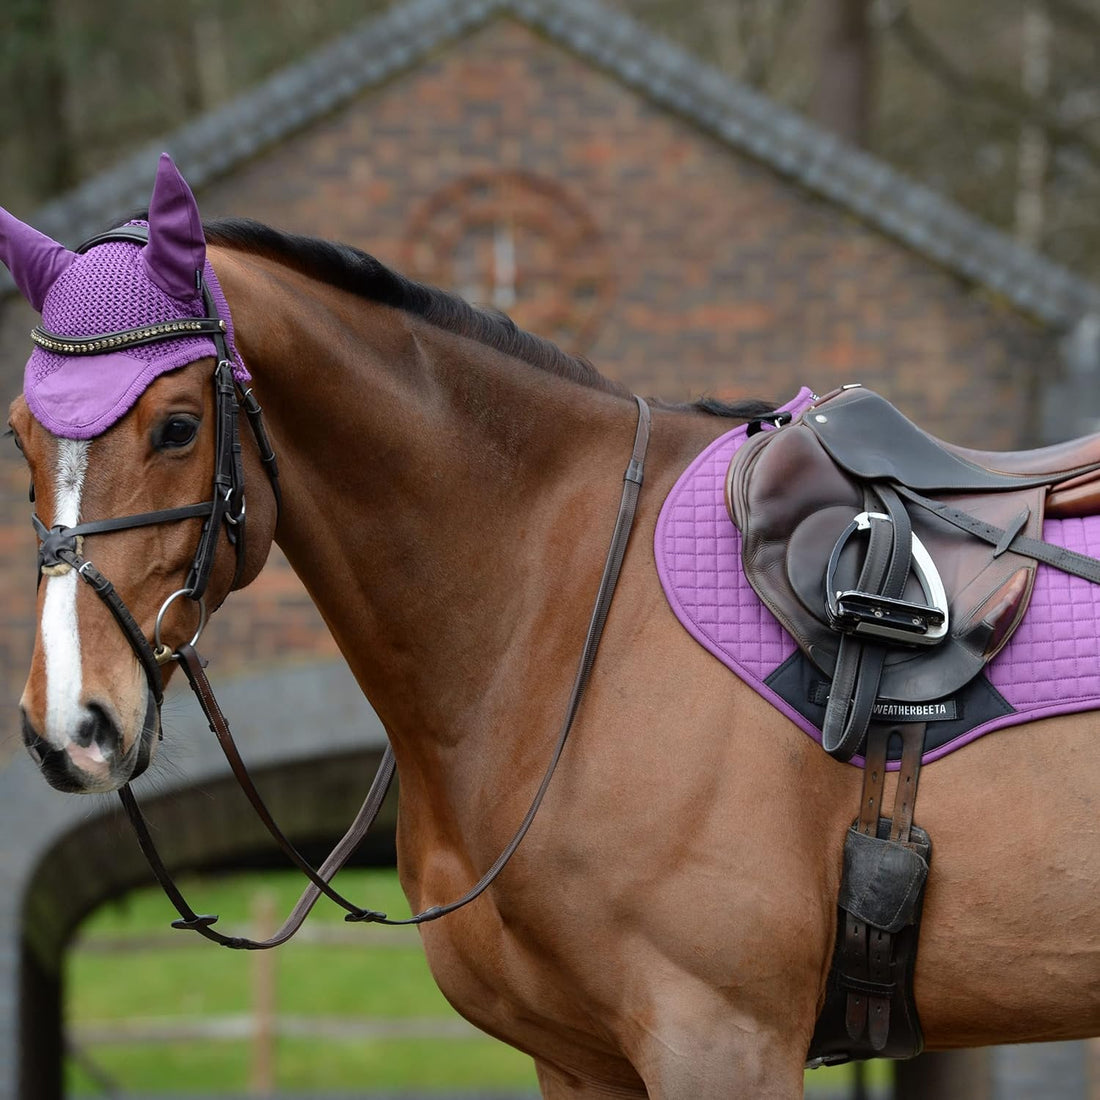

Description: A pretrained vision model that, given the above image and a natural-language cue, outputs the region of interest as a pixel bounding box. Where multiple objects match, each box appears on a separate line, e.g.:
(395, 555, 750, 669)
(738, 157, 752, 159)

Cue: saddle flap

(728, 404, 1043, 704)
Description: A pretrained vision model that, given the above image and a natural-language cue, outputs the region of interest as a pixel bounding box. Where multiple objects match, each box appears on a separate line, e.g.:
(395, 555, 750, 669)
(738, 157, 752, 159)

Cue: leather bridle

(27, 225, 653, 949)
(31, 226, 281, 706)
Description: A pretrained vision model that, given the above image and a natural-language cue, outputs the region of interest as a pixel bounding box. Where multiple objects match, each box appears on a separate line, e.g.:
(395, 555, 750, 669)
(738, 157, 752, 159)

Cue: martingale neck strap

(119, 395, 652, 948)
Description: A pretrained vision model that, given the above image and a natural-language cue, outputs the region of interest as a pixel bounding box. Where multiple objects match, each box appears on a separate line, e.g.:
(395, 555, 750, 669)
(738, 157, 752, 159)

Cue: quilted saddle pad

(654, 388, 1100, 768)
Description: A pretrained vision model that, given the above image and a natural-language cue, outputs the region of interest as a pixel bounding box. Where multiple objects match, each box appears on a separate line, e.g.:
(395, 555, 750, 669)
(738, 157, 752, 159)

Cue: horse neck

(219, 250, 636, 757)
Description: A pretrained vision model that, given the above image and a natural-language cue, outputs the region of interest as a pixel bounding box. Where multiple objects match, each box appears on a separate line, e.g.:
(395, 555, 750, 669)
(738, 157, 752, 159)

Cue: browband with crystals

(31, 317, 227, 356)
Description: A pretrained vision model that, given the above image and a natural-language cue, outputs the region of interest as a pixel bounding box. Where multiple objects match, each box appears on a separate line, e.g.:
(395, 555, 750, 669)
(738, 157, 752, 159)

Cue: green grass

(67, 869, 538, 1095)
(66, 869, 889, 1095)
(67, 1038, 542, 1094)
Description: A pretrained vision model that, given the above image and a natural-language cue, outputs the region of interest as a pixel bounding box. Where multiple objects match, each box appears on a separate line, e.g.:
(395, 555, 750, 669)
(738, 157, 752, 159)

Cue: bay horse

(6, 156, 1100, 1098)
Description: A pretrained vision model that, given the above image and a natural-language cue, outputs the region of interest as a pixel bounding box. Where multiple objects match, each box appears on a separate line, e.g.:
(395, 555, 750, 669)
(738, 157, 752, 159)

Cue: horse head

(3, 155, 275, 793)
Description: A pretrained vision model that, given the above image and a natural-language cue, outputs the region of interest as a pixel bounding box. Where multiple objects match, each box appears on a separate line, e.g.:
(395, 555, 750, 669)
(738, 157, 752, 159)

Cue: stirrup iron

(826, 511, 949, 646)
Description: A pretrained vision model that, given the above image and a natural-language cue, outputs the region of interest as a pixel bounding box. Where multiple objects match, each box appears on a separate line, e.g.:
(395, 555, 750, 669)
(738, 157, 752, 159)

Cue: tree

(814, 0, 876, 146)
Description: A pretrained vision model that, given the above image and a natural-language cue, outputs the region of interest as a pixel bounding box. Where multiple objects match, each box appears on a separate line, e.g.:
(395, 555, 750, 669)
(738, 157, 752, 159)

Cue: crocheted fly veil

(0, 154, 246, 439)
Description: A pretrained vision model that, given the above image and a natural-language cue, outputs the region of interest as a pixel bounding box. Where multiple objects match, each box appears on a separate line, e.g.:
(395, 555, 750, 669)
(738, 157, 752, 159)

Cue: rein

(29, 233, 653, 946)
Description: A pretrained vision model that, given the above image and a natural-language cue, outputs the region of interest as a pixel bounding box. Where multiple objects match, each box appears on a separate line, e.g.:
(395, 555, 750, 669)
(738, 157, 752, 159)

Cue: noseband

(28, 227, 653, 948)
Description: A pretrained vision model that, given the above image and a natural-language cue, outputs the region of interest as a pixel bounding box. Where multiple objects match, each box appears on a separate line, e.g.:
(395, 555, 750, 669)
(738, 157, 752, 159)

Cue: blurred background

(1, 1, 1099, 1097)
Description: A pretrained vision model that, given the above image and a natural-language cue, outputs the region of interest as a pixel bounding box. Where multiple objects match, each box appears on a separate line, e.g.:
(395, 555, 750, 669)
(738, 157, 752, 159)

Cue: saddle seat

(951, 437, 1100, 518)
(782, 385, 1100, 515)
(951, 433, 1100, 481)
(725, 385, 1100, 758)
(848, 394, 1100, 518)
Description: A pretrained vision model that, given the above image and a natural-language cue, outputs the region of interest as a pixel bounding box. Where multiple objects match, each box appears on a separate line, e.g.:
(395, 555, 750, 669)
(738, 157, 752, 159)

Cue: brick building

(1, 0, 1099, 1096)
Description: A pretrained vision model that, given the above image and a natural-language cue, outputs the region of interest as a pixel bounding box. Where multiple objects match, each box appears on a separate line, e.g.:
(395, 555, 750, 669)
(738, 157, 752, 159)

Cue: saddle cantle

(726, 384, 1100, 762)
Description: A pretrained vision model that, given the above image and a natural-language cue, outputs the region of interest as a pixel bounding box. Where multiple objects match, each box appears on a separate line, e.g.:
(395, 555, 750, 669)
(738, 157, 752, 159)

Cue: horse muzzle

(21, 691, 159, 793)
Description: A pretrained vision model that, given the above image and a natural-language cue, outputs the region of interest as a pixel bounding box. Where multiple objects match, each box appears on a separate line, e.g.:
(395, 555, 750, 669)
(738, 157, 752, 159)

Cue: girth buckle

(826, 511, 949, 646)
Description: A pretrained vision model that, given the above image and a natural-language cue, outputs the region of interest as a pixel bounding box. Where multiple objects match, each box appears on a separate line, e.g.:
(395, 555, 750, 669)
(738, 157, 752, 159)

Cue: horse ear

(0, 207, 78, 312)
(142, 153, 206, 301)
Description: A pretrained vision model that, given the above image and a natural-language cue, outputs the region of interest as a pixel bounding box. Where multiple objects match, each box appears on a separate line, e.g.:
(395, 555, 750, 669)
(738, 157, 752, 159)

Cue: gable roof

(4, 0, 1100, 331)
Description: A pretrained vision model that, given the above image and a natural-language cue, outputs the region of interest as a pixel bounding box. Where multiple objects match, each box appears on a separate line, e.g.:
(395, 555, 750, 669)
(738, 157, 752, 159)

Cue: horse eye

(156, 416, 199, 450)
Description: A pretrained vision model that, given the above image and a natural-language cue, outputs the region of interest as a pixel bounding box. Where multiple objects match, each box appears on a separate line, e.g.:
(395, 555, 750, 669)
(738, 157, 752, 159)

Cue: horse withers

(6, 155, 1100, 1098)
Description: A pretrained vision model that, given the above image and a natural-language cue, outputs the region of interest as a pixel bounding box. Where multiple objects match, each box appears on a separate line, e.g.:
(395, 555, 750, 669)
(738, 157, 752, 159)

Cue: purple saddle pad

(654, 388, 1100, 768)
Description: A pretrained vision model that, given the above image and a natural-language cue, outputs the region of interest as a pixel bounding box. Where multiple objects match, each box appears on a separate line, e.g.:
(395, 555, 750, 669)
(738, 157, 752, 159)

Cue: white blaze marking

(41, 438, 90, 747)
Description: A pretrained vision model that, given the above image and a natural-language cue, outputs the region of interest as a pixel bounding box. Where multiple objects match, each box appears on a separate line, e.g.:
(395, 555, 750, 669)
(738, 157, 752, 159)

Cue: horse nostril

(72, 704, 120, 757)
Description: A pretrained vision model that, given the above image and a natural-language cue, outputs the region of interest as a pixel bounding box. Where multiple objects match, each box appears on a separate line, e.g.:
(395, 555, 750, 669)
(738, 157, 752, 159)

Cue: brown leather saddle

(726, 384, 1100, 761)
(725, 384, 1100, 1065)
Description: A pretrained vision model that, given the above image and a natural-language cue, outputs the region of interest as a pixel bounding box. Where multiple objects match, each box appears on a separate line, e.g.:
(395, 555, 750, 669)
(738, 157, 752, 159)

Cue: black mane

(202, 218, 774, 420)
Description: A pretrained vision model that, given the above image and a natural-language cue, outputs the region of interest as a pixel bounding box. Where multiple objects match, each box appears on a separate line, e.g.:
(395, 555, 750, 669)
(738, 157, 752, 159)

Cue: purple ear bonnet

(0, 154, 248, 440)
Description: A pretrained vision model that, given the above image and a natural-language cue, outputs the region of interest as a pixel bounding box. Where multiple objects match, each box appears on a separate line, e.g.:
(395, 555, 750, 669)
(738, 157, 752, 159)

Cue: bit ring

(153, 588, 208, 663)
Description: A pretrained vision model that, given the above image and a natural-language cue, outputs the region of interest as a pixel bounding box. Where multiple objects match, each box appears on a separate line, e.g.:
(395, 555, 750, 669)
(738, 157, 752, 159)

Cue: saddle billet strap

(897, 485, 1100, 585)
(843, 725, 888, 1043)
(122, 395, 652, 946)
(868, 724, 924, 1052)
(842, 722, 927, 1053)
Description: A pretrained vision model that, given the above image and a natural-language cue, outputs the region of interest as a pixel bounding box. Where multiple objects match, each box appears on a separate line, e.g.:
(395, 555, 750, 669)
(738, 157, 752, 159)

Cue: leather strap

(238, 386, 282, 513)
(43, 542, 166, 711)
(823, 486, 913, 760)
(32, 317, 226, 356)
(841, 722, 926, 1052)
(118, 746, 397, 949)
(898, 484, 1100, 584)
(843, 724, 889, 1041)
(187, 358, 245, 600)
(34, 505, 214, 566)
(116, 395, 653, 947)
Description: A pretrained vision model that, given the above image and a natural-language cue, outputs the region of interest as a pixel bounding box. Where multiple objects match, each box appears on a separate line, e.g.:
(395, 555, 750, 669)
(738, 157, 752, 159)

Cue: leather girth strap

(808, 721, 932, 1065)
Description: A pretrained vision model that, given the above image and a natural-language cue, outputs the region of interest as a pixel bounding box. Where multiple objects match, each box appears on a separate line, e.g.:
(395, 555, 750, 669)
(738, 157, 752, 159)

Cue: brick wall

(193, 18, 1057, 443)
(0, 16, 1062, 760)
